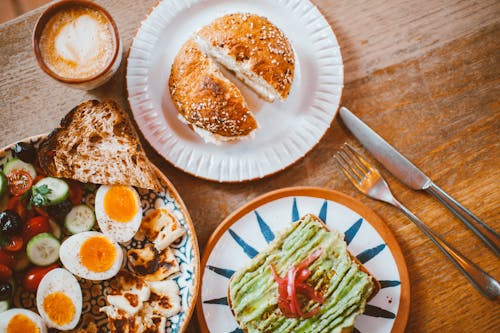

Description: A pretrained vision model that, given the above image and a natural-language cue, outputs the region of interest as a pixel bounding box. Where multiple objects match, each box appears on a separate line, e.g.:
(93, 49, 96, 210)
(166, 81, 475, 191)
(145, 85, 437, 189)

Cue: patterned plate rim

(0, 134, 201, 333)
(126, 0, 344, 182)
(196, 186, 410, 333)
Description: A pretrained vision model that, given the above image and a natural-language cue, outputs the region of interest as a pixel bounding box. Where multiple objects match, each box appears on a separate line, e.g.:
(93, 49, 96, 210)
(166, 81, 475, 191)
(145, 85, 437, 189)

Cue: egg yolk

(7, 314, 40, 333)
(104, 186, 138, 222)
(80, 236, 116, 272)
(43, 292, 75, 326)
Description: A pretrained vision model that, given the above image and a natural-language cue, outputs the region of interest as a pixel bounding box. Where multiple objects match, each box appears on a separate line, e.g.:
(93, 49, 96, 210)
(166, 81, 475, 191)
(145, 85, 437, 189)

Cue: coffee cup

(33, 0, 122, 90)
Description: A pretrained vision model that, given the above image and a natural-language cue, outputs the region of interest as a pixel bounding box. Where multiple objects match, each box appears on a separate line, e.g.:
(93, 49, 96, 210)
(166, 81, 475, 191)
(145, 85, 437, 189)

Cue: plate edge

(196, 186, 410, 333)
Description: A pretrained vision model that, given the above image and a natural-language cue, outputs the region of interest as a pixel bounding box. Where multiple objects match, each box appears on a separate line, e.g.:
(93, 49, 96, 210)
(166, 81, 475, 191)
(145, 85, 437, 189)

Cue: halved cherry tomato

(0, 264, 13, 282)
(7, 169, 33, 196)
(68, 181, 83, 205)
(34, 207, 49, 218)
(23, 263, 59, 293)
(7, 196, 28, 220)
(3, 235, 23, 252)
(0, 250, 16, 269)
(23, 216, 50, 242)
(33, 174, 45, 185)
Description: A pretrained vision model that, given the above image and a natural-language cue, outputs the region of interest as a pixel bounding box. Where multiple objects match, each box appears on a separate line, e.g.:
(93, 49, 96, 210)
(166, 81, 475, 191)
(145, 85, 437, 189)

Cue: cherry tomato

(0, 250, 16, 269)
(34, 207, 49, 218)
(13, 251, 30, 272)
(0, 264, 13, 282)
(3, 235, 23, 252)
(23, 216, 50, 242)
(7, 196, 29, 221)
(23, 263, 59, 293)
(33, 174, 45, 184)
(68, 181, 83, 205)
(7, 169, 33, 196)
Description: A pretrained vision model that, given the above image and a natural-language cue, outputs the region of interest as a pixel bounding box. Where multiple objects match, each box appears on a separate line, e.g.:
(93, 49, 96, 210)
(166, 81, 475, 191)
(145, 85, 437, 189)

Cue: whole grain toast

(227, 214, 380, 333)
(37, 99, 161, 191)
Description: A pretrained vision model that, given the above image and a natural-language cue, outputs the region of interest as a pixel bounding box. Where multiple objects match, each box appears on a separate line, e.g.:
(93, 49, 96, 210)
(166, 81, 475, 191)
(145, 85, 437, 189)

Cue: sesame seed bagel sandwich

(169, 13, 295, 144)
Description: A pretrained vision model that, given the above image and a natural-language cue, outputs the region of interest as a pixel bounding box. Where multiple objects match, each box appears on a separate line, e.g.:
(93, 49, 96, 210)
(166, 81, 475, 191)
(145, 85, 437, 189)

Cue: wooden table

(1, 0, 499, 331)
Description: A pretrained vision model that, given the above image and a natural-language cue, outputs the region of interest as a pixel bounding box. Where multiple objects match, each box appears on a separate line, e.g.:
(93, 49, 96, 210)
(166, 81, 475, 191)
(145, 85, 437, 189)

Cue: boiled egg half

(59, 231, 123, 280)
(36, 268, 82, 330)
(0, 308, 47, 333)
(95, 185, 143, 243)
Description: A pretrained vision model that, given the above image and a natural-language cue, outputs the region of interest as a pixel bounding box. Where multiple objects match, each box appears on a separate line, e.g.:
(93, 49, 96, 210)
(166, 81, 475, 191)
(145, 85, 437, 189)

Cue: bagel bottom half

(169, 39, 258, 144)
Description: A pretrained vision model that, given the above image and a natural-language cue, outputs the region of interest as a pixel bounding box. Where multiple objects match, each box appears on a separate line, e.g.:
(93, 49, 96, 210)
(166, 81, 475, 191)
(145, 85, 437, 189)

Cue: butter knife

(339, 106, 500, 256)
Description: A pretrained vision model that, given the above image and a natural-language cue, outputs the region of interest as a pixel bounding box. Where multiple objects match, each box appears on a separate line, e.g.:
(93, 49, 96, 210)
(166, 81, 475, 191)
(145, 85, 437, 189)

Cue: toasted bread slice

(37, 99, 161, 191)
(228, 214, 380, 333)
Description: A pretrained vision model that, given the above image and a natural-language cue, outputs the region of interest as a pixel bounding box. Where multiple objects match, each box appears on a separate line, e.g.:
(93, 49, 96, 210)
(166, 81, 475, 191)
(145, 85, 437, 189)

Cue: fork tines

(334, 143, 371, 184)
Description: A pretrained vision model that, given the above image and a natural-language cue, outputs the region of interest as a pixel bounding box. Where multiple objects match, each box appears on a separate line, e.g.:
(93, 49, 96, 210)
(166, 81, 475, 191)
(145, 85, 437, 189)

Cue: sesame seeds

(170, 13, 294, 138)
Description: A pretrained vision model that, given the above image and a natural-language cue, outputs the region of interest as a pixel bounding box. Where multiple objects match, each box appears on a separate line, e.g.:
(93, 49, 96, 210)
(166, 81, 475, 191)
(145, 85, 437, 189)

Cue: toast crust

(37, 99, 161, 191)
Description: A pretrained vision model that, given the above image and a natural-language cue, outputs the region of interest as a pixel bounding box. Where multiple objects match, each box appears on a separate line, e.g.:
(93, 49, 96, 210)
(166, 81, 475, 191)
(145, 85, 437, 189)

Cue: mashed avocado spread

(228, 214, 375, 333)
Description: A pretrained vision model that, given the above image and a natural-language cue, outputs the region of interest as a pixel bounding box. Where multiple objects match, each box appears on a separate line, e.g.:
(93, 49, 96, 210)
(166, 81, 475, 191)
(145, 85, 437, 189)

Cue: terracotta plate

(197, 187, 410, 333)
(127, 0, 343, 182)
(0, 135, 200, 333)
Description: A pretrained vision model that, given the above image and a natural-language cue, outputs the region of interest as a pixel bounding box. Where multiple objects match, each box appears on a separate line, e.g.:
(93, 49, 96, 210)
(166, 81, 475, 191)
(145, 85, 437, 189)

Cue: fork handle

(426, 182, 500, 256)
(392, 198, 500, 301)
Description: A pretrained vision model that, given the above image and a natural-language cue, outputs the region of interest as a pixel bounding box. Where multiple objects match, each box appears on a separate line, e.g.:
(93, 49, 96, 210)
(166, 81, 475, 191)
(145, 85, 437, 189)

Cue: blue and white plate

(0, 135, 200, 333)
(197, 187, 410, 333)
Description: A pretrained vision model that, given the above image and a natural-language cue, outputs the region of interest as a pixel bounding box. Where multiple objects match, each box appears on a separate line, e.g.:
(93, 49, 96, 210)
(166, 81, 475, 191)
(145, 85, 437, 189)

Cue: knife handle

(427, 183, 500, 256)
(392, 198, 500, 301)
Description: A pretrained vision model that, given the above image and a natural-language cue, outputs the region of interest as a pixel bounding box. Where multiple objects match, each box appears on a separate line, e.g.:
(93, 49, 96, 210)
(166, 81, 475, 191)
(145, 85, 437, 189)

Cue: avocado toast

(228, 214, 379, 333)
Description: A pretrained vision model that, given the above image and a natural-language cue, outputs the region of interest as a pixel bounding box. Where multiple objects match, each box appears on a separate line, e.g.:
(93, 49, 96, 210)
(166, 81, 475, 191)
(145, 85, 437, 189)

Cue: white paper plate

(127, 0, 343, 182)
(197, 188, 410, 332)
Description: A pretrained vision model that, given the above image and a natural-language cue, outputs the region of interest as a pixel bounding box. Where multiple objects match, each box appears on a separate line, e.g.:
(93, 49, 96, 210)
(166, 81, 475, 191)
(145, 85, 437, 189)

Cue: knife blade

(339, 107, 431, 190)
(339, 106, 500, 256)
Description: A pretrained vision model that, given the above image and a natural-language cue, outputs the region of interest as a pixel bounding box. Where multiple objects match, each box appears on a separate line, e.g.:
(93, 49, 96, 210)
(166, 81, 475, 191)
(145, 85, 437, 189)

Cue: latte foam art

(39, 6, 115, 79)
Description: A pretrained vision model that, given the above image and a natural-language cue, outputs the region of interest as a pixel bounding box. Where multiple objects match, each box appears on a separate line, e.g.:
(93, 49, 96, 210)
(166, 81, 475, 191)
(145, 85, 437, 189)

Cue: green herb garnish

(30, 184, 52, 207)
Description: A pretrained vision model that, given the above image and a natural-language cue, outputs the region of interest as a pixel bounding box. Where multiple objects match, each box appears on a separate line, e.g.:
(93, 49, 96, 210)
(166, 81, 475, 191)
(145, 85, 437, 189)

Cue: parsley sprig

(29, 184, 52, 207)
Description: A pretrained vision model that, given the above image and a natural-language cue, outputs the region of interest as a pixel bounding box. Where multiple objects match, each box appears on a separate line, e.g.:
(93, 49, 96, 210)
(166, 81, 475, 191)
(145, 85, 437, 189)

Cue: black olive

(13, 142, 37, 164)
(0, 282, 12, 301)
(46, 199, 73, 224)
(0, 210, 23, 235)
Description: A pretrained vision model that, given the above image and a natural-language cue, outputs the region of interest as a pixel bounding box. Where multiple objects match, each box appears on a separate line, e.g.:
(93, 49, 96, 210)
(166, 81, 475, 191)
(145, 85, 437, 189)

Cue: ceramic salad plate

(127, 0, 343, 182)
(197, 187, 410, 333)
(0, 135, 200, 333)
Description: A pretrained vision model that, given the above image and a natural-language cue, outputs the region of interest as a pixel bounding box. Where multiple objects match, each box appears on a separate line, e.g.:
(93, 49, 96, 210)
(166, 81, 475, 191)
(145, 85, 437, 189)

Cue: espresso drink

(38, 5, 116, 80)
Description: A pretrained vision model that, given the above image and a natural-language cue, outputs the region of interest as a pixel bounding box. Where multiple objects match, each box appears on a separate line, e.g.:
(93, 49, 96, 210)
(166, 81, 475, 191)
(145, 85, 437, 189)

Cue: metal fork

(334, 143, 500, 301)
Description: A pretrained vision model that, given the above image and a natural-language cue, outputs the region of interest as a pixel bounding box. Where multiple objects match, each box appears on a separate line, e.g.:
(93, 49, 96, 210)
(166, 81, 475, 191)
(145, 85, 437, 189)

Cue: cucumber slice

(49, 219, 62, 239)
(0, 300, 9, 313)
(3, 158, 36, 179)
(0, 172, 6, 198)
(26, 233, 60, 266)
(65, 204, 95, 234)
(32, 177, 69, 206)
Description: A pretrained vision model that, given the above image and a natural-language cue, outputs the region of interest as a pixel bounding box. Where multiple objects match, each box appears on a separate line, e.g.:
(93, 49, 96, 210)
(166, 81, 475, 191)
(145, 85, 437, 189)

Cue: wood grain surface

(1, 0, 499, 332)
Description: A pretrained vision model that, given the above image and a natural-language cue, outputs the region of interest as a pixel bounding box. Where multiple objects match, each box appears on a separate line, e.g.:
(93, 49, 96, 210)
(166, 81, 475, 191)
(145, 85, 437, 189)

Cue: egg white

(95, 185, 143, 243)
(36, 268, 82, 330)
(59, 231, 123, 280)
(0, 308, 47, 333)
